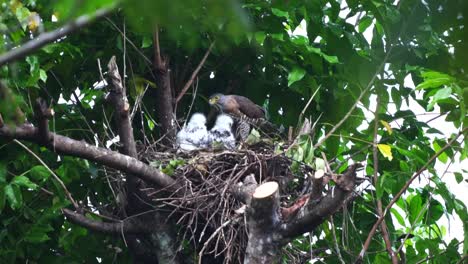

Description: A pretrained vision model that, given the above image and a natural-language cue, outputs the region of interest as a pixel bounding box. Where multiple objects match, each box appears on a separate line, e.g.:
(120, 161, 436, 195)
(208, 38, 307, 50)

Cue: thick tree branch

(106, 56, 137, 158)
(33, 98, 54, 143)
(231, 173, 258, 204)
(152, 27, 176, 145)
(280, 164, 359, 240)
(357, 128, 467, 262)
(63, 209, 148, 234)
(175, 41, 215, 103)
(0, 5, 114, 66)
(0, 124, 178, 189)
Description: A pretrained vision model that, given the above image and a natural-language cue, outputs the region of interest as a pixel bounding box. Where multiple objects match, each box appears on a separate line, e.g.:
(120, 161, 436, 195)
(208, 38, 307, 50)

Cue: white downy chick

(176, 113, 209, 151)
(208, 114, 236, 150)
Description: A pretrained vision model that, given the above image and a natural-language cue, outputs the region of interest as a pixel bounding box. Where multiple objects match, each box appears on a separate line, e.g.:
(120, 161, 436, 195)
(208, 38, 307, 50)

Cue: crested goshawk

(208, 94, 265, 141)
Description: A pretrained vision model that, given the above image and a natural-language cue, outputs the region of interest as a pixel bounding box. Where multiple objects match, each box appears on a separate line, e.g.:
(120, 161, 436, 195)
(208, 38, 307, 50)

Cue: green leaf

(254, 31, 266, 45)
(271, 8, 288, 18)
(12, 175, 38, 190)
(427, 200, 444, 224)
(246, 128, 261, 145)
(399, 160, 410, 172)
(358, 16, 373, 33)
(29, 165, 51, 181)
(432, 140, 448, 163)
(416, 71, 454, 90)
(39, 69, 47, 83)
(288, 67, 306, 86)
(24, 225, 53, 243)
(427, 87, 452, 111)
(321, 53, 339, 64)
(454, 172, 463, 184)
(5, 184, 22, 210)
(409, 195, 423, 224)
(292, 146, 304, 162)
(15, 6, 32, 31)
(141, 35, 152, 48)
(390, 208, 405, 226)
(145, 113, 155, 131)
(306, 46, 340, 64)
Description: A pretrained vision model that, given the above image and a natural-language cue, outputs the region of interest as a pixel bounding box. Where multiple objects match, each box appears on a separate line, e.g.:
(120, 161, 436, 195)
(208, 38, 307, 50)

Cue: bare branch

(107, 56, 137, 158)
(63, 209, 148, 234)
(0, 124, 178, 189)
(14, 139, 79, 209)
(0, 5, 115, 66)
(357, 128, 467, 262)
(330, 216, 346, 264)
(153, 25, 162, 68)
(176, 41, 215, 103)
(372, 97, 398, 264)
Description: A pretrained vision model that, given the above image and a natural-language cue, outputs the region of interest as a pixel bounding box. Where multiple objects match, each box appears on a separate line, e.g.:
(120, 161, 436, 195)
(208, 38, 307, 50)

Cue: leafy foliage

(0, 0, 467, 263)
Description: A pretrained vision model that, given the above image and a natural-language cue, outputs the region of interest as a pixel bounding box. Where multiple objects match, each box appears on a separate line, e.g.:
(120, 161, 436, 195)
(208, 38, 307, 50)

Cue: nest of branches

(131, 141, 313, 263)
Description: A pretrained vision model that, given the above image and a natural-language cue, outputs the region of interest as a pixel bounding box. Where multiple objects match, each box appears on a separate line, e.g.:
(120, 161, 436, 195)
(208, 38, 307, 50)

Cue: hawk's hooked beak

(209, 98, 217, 105)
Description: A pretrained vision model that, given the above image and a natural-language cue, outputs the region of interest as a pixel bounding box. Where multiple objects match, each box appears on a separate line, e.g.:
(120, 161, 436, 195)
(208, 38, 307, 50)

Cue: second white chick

(209, 114, 236, 150)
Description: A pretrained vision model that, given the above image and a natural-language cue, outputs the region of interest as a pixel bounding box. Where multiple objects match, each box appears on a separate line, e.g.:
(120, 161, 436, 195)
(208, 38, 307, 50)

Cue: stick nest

(135, 141, 313, 263)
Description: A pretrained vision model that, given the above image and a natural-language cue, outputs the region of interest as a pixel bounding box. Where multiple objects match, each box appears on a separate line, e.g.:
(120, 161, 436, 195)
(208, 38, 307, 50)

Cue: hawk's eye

(214, 95, 219, 100)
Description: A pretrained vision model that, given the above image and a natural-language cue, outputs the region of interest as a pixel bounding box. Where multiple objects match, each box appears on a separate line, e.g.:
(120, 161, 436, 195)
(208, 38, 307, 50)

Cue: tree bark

(153, 28, 176, 146)
(244, 182, 283, 264)
(107, 57, 182, 264)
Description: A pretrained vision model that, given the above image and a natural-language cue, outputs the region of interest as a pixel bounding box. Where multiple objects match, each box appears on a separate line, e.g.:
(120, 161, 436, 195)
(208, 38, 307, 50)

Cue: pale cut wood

(253, 182, 279, 199)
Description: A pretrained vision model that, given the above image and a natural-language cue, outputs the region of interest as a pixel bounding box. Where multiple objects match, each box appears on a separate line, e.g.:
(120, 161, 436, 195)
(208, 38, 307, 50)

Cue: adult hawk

(176, 113, 209, 151)
(208, 114, 236, 150)
(208, 94, 265, 141)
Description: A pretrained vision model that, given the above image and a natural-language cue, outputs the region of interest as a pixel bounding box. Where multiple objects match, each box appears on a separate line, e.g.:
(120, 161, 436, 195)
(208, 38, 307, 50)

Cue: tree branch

(153, 25, 162, 68)
(152, 27, 176, 145)
(372, 97, 398, 264)
(231, 173, 258, 204)
(280, 164, 359, 240)
(14, 139, 79, 209)
(33, 98, 54, 142)
(357, 128, 467, 262)
(175, 41, 215, 103)
(0, 5, 115, 66)
(0, 124, 178, 189)
(62, 209, 148, 234)
(107, 56, 137, 158)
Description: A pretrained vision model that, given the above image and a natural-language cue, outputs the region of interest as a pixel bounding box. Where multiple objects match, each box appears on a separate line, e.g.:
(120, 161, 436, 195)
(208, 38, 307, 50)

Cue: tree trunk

(244, 182, 283, 264)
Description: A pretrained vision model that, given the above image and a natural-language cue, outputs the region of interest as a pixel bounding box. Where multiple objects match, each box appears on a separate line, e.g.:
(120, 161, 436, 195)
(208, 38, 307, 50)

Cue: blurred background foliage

(0, 0, 467, 262)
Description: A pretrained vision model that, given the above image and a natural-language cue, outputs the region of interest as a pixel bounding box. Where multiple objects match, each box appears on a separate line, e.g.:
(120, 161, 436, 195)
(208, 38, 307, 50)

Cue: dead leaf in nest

(194, 163, 208, 174)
